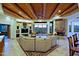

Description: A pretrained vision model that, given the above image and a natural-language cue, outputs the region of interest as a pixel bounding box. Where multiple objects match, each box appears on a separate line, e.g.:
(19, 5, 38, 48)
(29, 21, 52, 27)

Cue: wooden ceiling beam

(11, 4, 31, 19)
(30, 4, 38, 19)
(26, 4, 37, 19)
(43, 3, 46, 19)
(60, 4, 74, 15)
(3, 6, 25, 19)
(15, 3, 32, 19)
(45, 4, 58, 19)
(30, 3, 43, 19)
(16, 3, 36, 19)
(49, 3, 60, 19)
(61, 4, 78, 16)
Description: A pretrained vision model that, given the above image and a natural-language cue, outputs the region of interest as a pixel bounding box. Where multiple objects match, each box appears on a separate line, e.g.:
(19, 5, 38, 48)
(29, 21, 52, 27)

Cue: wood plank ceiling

(2, 3, 78, 20)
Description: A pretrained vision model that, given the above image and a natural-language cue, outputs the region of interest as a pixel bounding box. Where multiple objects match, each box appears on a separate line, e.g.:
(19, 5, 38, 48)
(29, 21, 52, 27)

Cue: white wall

(10, 17, 16, 39)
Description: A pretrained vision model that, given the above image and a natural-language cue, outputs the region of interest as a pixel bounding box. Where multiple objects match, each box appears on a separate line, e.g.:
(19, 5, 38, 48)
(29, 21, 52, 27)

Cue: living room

(0, 3, 79, 56)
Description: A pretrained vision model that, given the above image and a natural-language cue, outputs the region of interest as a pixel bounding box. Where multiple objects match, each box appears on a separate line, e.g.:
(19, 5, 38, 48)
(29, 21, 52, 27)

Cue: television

(21, 28, 28, 33)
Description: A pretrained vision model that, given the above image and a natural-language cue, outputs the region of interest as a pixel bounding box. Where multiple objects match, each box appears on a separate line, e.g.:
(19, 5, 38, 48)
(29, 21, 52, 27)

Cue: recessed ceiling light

(18, 11, 22, 14)
(58, 10, 61, 13)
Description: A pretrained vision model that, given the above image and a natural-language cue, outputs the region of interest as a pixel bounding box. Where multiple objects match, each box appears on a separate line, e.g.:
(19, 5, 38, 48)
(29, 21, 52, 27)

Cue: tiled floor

(1, 36, 78, 56)
(2, 36, 26, 56)
(48, 39, 69, 56)
(48, 38, 79, 56)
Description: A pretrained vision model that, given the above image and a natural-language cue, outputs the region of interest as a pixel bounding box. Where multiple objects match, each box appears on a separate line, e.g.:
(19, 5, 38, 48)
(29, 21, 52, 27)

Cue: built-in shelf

(16, 22, 33, 38)
(16, 25, 20, 37)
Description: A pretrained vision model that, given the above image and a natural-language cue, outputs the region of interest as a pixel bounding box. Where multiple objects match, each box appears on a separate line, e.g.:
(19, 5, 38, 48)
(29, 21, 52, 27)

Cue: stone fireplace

(55, 19, 66, 36)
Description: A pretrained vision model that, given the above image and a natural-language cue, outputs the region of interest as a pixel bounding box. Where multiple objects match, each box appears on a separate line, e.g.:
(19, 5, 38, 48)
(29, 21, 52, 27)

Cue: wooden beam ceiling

(43, 3, 46, 19)
(2, 3, 78, 20)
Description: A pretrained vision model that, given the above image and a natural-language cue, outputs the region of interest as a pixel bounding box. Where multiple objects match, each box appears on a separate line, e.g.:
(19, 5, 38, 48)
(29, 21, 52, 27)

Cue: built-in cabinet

(16, 22, 32, 38)
(16, 26, 20, 37)
(16, 19, 67, 38)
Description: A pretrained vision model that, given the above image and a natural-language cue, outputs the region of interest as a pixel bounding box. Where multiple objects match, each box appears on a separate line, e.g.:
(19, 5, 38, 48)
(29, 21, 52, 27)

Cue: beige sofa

(18, 36, 57, 52)
(19, 37, 35, 51)
(35, 38, 52, 52)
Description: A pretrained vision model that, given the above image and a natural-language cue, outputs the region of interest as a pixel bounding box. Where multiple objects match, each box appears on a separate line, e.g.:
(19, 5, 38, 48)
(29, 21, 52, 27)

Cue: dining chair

(72, 34, 79, 47)
(68, 36, 79, 56)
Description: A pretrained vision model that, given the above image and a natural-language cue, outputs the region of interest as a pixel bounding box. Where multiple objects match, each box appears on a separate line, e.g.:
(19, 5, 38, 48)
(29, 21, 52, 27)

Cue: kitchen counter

(0, 35, 5, 54)
(0, 35, 4, 42)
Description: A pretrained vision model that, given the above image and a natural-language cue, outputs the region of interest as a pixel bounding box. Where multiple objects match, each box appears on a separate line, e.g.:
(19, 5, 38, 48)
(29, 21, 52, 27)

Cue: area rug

(25, 45, 58, 56)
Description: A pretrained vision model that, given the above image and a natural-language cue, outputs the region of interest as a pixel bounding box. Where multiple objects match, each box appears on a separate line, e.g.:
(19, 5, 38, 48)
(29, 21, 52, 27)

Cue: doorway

(0, 24, 11, 39)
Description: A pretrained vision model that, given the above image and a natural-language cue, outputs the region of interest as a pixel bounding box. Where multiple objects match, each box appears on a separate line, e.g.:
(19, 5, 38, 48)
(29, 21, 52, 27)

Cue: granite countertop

(0, 35, 4, 42)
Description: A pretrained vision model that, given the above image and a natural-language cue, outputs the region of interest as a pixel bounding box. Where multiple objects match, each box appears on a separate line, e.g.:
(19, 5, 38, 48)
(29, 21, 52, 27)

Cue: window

(74, 25, 79, 32)
(73, 22, 79, 32)
(50, 22, 53, 33)
(34, 23, 47, 34)
(69, 25, 71, 32)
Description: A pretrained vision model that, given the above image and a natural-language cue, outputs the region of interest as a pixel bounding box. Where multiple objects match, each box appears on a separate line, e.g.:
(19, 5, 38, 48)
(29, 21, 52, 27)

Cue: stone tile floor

(1, 36, 79, 56)
(48, 39, 69, 56)
(1, 36, 26, 56)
